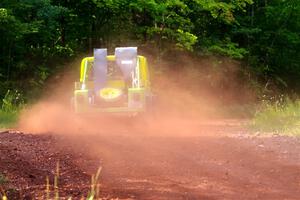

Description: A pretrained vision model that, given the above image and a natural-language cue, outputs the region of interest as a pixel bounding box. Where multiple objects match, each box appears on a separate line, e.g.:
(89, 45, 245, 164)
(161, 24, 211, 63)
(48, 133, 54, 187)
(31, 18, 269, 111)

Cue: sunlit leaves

(193, 0, 253, 23)
(208, 42, 248, 59)
(0, 8, 8, 21)
(176, 29, 198, 51)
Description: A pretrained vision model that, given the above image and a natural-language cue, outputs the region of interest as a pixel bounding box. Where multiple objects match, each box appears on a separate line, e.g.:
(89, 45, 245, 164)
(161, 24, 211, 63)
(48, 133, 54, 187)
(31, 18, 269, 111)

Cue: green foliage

(193, 0, 253, 24)
(2, 90, 24, 113)
(0, 111, 17, 128)
(0, 90, 24, 128)
(208, 41, 248, 59)
(253, 97, 300, 135)
(176, 29, 197, 51)
(233, 0, 300, 92)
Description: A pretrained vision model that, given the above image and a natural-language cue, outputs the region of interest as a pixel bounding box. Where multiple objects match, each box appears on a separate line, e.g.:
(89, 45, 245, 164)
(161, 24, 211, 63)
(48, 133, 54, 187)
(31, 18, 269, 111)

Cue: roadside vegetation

(0, 111, 17, 129)
(0, 90, 24, 129)
(252, 97, 300, 136)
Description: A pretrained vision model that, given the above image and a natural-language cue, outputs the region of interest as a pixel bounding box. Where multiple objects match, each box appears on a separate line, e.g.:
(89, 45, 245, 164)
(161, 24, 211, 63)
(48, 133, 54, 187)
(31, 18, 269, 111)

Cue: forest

(0, 0, 299, 100)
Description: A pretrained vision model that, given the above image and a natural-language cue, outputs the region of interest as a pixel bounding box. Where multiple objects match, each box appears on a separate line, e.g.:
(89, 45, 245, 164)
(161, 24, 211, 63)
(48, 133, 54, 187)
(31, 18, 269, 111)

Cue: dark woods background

(0, 0, 299, 102)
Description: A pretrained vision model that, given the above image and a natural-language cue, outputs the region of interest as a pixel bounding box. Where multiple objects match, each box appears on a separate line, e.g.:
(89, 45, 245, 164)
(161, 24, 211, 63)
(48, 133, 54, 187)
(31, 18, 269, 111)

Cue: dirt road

(0, 119, 300, 199)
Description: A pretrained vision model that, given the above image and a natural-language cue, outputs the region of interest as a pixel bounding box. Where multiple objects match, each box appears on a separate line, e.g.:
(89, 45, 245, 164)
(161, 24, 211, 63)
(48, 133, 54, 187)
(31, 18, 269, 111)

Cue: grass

(1, 163, 102, 200)
(0, 110, 18, 129)
(44, 162, 102, 200)
(0, 90, 24, 129)
(252, 98, 300, 136)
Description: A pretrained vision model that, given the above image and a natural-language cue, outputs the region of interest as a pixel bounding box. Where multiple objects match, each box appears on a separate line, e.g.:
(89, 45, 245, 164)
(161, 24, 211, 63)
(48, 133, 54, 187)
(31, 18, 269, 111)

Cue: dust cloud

(17, 51, 254, 137)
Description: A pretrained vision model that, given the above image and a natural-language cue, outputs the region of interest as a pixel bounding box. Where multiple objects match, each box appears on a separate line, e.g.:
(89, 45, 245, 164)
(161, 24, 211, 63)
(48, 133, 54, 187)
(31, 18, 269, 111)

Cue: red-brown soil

(0, 119, 300, 199)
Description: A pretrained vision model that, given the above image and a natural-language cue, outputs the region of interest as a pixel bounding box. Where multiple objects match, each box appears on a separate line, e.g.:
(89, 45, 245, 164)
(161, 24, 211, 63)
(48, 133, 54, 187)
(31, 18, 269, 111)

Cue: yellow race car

(73, 47, 152, 115)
